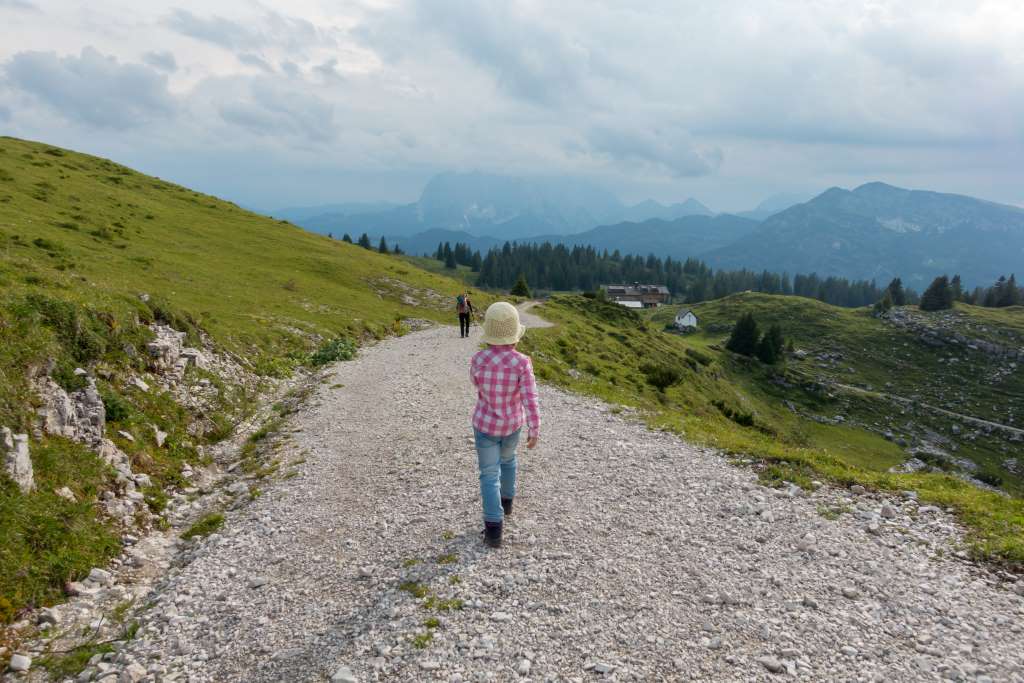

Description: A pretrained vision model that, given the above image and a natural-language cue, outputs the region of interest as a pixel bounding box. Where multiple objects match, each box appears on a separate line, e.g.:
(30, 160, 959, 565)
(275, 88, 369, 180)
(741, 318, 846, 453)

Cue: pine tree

(726, 312, 760, 357)
(444, 249, 457, 269)
(471, 251, 483, 273)
(998, 274, 1021, 307)
(327, 232, 333, 240)
(378, 237, 389, 254)
(357, 233, 372, 249)
(951, 274, 963, 302)
(342, 233, 352, 243)
(756, 324, 785, 364)
(392, 243, 403, 255)
(919, 275, 954, 311)
(886, 278, 906, 306)
(435, 242, 445, 261)
(510, 273, 531, 297)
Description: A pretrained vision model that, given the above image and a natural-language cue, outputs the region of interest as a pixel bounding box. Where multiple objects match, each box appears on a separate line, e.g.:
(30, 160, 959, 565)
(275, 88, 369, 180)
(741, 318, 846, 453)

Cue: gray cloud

(215, 77, 336, 143)
(237, 53, 274, 73)
(1, 1, 1022, 210)
(4, 47, 175, 128)
(579, 125, 721, 177)
(163, 8, 335, 55)
(142, 50, 177, 72)
(0, 0, 38, 10)
(163, 9, 259, 50)
(410, 0, 593, 106)
(0, 104, 11, 121)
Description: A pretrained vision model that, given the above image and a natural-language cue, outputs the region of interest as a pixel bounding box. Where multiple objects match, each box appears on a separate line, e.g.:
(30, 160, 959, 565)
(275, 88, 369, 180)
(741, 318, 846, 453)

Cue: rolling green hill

(519, 293, 1024, 566)
(0, 137, 482, 623)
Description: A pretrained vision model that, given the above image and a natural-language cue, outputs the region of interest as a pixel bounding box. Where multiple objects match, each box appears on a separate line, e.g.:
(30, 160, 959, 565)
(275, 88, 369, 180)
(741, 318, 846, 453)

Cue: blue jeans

(474, 428, 519, 523)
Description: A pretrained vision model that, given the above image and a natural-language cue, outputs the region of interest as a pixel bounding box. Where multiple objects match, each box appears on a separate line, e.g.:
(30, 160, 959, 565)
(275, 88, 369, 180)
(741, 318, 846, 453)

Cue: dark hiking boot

(501, 497, 513, 517)
(483, 521, 503, 548)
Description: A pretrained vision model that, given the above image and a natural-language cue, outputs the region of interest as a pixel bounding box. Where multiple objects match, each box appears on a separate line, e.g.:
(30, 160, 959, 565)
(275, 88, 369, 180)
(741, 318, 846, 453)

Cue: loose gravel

(70, 315, 1024, 682)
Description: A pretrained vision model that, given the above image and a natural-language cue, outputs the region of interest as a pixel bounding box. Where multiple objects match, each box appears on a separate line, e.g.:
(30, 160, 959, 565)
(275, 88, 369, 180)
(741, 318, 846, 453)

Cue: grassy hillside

(519, 294, 1024, 567)
(0, 137, 483, 623)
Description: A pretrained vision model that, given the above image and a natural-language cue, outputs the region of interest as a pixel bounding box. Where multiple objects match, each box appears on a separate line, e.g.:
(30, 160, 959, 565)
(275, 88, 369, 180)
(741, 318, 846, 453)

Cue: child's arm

(520, 357, 541, 448)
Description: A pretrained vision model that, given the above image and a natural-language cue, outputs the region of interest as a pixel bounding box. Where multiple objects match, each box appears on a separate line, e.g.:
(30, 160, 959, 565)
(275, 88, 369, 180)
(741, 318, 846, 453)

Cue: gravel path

(108, 316, 1024, 682)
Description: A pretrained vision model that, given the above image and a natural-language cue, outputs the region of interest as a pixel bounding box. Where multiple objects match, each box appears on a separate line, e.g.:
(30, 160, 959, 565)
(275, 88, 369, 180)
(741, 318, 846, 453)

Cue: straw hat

(480, 302, 525, 345)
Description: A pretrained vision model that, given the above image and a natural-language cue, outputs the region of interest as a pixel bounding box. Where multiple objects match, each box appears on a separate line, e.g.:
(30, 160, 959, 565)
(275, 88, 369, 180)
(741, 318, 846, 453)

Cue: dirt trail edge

(69, 315, 1024, 682)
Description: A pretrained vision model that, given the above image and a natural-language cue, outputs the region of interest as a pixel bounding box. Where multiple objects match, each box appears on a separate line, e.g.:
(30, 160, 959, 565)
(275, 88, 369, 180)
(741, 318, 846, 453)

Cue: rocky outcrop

(34, 375, 106, 445)
(147, 324, 207, 379)
(884, 308, 1024, 361)
(2, 427, 33, 492)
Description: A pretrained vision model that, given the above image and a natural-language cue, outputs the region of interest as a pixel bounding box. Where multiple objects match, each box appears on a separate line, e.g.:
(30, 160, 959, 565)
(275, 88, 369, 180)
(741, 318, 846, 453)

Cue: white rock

(880, 503, 898, 519)
(131, 377, 150, 393)
(152, 425, 168, 448)
(757, 656, 783, 673)
(88, 567, 114, 586)
(517, 659, 532, 676)
(55, 486, 76, 501)
(490, 611, 513, 622)
(118, 430, 135, 443)
(119, 662, 147, 682)
(2, 428, 34, 493)
(330, 665, 358, 683)
(8, 653, 31, 671)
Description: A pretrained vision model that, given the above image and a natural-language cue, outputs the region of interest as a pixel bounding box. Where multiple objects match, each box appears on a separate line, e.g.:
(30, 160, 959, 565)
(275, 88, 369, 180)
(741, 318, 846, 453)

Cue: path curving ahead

(109, 313, 1023, 682)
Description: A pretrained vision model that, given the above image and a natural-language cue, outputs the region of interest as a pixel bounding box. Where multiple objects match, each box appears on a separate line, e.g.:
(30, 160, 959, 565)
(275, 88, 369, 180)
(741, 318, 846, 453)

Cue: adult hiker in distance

(456, 291, 476, 338)
(470, 302, 541, 548)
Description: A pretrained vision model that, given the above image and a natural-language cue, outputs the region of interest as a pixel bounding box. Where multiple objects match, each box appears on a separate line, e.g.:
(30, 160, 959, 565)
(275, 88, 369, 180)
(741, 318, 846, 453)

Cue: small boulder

(2, 428, 34, 493)
(757, 656, 784, 673)
(330, 666, 357, 683)
(87, 567, 113, 586)
(8, 653, 31, 672)
(55, 486, 76, 502)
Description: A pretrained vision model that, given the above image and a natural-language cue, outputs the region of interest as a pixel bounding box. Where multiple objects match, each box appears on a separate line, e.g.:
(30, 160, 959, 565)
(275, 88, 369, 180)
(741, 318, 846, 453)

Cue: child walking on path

(470, 302, 541, 548)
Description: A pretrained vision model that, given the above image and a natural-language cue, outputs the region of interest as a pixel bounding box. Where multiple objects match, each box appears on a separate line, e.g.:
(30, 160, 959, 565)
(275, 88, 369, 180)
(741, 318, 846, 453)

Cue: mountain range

(278, 174, 1022, 289)
(275, 172, 714, 240)
(705, 182, 1024, 287)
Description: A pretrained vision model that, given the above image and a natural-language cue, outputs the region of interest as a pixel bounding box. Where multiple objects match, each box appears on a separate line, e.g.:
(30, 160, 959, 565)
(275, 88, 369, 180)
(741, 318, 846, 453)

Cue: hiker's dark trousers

(459, 313, 471, 337)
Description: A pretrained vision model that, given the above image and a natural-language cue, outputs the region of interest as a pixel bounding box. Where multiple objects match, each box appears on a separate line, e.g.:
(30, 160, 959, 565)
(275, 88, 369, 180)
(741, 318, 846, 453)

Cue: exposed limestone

(2, 427, 34, 493)
(34, 375, 106, 445)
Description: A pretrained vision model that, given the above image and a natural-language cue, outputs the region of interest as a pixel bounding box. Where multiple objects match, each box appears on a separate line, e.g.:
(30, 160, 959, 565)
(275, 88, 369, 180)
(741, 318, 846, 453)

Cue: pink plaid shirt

(470, 345, 541, 439)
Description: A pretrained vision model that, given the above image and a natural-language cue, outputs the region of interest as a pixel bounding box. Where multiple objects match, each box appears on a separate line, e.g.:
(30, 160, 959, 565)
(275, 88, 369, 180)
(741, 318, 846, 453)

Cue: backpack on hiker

(457, 294, 471, 315)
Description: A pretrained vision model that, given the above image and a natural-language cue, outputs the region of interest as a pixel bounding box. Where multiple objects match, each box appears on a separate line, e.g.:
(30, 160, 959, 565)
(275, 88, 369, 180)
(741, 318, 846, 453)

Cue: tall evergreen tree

(756, 324, 785, 364)
(392, 243, 403, 255)
(950, 274, 963, 301)
(510, 273, 532, 297)
(886, 277, 906, 306)
(444, 249, 457, 269)
(726, 313, 760, 357)
(357, 233, 372, 249)
(342, 233, 353, 243)
(919, 275, 954, 311)
(378, 237, 389, 254)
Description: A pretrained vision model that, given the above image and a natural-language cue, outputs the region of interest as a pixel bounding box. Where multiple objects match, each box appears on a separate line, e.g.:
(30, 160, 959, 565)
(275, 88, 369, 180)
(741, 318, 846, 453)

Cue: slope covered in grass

(0, 137, 481, 622)
(519, 294, 1024, 567)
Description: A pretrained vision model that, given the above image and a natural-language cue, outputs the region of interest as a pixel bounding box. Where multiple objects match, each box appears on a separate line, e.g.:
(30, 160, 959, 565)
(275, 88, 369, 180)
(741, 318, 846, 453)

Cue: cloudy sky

(1, 0, 1022, 211)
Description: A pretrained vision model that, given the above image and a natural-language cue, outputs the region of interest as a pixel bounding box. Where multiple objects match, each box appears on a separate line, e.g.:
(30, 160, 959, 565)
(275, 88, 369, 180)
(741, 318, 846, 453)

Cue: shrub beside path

(69, 312, 1024, 682)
